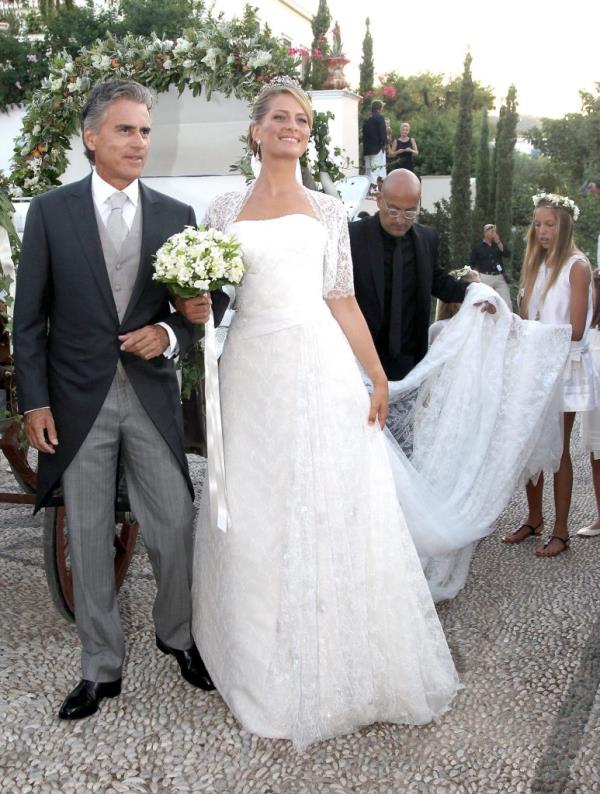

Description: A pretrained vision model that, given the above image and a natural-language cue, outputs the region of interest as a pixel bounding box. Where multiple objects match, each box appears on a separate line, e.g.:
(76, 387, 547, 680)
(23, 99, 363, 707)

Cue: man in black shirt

(350, 170, 494, 380)
(469, 224, 512, 309)
(362, 101, 388, 193)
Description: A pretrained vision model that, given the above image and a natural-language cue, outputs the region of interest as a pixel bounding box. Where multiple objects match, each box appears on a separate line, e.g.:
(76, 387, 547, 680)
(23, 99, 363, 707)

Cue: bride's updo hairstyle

(247, 77, 313, 160)
(521, 193, 581, 309)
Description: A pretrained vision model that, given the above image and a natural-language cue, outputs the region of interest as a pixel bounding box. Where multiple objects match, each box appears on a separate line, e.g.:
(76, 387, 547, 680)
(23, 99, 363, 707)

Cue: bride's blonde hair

(247, 82, 313, 159)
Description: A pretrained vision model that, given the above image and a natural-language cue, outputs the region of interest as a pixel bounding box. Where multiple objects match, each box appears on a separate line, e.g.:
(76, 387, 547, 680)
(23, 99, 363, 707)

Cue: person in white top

(578, 268, 600, 537)
(502, 192, 596, 556)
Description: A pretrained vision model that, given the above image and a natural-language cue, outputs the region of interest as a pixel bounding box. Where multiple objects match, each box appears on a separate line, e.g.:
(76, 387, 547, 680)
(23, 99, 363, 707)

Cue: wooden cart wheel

(43, 507, 139, 623)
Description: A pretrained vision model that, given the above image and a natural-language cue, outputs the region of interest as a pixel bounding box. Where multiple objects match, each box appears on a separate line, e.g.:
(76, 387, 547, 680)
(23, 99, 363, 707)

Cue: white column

(308, 89, 360, 177)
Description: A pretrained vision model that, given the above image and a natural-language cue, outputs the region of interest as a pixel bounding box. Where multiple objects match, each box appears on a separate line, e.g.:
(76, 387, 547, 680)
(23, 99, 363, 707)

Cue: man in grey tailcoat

(13, 79, 227, 719)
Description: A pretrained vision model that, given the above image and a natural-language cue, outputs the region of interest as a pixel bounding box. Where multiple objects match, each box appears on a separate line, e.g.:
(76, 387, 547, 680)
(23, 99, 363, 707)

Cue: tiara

(259, 75, 303, 93)
(532, 192, 580, 221)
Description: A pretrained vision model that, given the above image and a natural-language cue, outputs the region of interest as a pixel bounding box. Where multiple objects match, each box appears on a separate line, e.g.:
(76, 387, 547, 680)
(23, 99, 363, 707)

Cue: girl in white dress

(578, 269, 600, 537)
(502, 193, 596, 556)
(190, 80, 460, 748)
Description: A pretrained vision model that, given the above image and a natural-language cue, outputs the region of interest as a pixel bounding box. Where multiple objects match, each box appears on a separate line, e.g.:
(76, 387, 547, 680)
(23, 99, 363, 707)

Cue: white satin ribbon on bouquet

(203, 310, 230, 532)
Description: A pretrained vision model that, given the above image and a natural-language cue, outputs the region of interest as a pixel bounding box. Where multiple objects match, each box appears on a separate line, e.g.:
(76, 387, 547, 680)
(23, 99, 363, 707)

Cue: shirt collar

(92, 169, 139, 208)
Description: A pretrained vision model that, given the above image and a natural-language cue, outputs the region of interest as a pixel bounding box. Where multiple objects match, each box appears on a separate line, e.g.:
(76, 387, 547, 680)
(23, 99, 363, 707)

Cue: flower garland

(9, 6, 300, 195)
(532, 192, 580, 221)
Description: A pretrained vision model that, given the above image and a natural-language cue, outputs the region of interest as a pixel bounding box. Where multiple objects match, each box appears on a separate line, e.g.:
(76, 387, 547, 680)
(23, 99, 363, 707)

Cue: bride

(186, 79, 461, 748)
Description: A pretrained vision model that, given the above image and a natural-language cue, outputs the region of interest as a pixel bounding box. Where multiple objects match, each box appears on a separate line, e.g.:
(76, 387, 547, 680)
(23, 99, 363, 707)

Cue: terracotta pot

(323, 55, 350, 90)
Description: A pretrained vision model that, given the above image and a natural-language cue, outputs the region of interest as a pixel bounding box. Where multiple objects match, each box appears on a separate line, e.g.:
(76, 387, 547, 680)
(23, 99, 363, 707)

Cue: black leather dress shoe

(58, 678, 122, 720)
(156, 635, 215, 691)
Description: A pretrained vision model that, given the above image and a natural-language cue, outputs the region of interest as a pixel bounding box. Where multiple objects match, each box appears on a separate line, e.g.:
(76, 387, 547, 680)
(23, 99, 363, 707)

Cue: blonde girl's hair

(435, 267, 480, 321)
(520, 202, 580, 312)
(246, 84, 313, 159)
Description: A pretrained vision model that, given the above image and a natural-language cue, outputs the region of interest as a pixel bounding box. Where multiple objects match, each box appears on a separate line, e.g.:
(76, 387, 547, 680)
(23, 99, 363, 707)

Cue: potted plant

(323, 22, 349, 90)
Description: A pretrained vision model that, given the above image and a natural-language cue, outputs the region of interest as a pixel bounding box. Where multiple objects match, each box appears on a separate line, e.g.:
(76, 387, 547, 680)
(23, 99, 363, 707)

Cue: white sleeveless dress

(192, 188, 460, 748)
(581, 328, 600, 456)
(527, 253, 598, 412)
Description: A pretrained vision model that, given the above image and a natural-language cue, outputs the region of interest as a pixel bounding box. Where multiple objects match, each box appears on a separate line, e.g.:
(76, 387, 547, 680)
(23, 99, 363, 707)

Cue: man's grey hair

(81, 79, 154, 164)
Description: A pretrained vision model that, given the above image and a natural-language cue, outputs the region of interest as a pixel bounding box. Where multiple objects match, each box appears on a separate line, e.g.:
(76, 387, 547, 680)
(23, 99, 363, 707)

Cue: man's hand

(24, 407, 58, 454)
(173, 294, 212, 325)
(118, 325, 169, 359)
(474, 300, 497, 314)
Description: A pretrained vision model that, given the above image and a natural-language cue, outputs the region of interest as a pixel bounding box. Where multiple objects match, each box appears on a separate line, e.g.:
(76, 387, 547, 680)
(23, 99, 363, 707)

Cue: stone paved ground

(1, 433, 599, 794)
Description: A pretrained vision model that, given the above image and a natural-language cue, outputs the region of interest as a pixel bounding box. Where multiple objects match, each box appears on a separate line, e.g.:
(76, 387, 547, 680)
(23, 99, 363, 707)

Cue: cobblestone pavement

(1, 433, 599, 794)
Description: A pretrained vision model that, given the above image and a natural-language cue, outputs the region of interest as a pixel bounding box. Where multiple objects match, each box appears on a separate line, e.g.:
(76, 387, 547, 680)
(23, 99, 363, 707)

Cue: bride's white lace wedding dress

(192, 188, 460, 748)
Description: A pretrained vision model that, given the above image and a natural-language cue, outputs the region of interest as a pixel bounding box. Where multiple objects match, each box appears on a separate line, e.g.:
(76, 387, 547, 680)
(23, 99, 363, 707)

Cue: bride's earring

(256, 140, 262, 161)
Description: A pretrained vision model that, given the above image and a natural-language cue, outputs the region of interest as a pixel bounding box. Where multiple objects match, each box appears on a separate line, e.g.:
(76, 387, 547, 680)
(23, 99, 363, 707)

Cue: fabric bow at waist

(564, 338, 589, 380)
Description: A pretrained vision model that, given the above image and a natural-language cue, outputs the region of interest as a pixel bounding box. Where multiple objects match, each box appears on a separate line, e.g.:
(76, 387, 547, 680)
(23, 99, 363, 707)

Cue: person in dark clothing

(469, 223, 512, 309)
(350, 169, 495, 380)
(362, 101, 388, 192)
(389, 122, 418, 173)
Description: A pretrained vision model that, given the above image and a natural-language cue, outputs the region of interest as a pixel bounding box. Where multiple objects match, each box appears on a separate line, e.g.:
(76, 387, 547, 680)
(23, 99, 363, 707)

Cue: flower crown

(532, 192, 580, 221)
(451, 265, 477, 280)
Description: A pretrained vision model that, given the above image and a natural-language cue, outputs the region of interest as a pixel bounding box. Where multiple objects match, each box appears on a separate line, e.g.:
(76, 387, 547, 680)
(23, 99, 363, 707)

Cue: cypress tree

(494, 84, 519, 255)
(473, 107, 491, 241)
(359, 18, 374, 99)
(309, 0, 331, 90)
(449, 52, 474, 267)
(489, 108, 502, 222)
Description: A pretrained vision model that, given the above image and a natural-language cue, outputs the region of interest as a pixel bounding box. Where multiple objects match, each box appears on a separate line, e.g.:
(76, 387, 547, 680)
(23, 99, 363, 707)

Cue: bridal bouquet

(153, 225, 244, 298)
(153, 225, 244, 402)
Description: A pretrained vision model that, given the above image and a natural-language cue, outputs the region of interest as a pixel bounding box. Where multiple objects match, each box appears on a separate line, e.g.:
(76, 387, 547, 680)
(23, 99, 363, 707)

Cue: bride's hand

(369, 378, 389, 429)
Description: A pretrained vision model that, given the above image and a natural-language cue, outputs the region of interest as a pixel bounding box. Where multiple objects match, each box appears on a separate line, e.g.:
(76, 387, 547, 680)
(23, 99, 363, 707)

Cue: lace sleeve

(202, 191, 246, 232)
(311, 192, 355, 300)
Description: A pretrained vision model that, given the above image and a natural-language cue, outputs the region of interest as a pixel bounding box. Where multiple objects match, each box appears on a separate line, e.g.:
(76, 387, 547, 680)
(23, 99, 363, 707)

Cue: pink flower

(382, 85, 397, 98)
(312, 48, 323, 61)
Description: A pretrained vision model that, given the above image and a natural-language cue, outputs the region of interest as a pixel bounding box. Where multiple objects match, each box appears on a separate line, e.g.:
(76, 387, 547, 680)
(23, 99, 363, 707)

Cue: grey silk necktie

(106, 191, 128, 250)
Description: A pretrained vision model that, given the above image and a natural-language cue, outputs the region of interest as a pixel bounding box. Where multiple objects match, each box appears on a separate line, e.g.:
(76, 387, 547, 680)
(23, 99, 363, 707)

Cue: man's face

(484, 226, 496, 243)
(83, 98, 151, 189)
(376, 180, 421, 237)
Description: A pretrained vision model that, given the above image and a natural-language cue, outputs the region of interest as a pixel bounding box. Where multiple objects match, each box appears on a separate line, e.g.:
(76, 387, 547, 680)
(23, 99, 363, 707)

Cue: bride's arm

(327, 296, 388, 428)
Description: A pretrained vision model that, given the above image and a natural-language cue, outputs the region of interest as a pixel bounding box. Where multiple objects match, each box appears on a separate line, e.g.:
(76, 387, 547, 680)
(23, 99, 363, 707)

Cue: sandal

(535, 535, 569, 558)
(502, 520, 544, 544)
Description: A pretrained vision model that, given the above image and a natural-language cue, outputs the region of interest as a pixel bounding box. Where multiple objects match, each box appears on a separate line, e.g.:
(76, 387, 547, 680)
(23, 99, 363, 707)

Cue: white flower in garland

(202, 48, 223, 70)
(91, 53, 111, 71)
(247, 50, 272, 69)
(532, 192, 580, 221)
(174, 38, 191, 56)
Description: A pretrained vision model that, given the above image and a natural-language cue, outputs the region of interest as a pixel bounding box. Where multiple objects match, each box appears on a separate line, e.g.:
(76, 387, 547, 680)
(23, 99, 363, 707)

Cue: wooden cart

(0, 326, 139, 623)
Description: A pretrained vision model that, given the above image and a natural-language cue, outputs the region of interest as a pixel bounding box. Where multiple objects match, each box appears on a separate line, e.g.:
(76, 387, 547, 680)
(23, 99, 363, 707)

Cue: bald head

(382, 168, 421, 198)
(376, 169, 421, 237)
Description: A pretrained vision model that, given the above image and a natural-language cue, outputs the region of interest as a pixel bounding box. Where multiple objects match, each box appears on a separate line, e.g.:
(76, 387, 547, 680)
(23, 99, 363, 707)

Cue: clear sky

(329, 0, 599, 119)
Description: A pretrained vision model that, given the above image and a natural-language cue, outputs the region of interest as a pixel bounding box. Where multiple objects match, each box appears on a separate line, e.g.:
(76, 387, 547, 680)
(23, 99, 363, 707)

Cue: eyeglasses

(380, 197, 420, 220)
